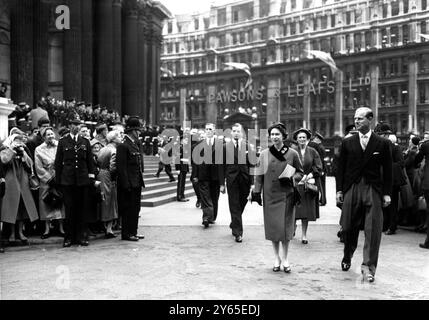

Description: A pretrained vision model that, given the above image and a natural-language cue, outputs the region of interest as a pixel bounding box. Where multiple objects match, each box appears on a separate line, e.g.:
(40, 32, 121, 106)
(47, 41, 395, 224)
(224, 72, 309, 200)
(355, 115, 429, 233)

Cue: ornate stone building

(0, 0, 170, 121)
(160, 0, 429, 139)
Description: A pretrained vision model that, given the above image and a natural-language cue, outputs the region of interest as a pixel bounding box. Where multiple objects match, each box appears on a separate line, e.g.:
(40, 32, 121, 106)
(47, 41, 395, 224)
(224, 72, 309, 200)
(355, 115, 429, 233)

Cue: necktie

(362, 135, 368, 151)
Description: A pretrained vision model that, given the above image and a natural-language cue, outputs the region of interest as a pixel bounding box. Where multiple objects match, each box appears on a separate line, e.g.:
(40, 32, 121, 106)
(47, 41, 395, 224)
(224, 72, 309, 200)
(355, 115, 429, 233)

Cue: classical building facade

(0, 0, 170, 121)
(160, 0, 429, 139)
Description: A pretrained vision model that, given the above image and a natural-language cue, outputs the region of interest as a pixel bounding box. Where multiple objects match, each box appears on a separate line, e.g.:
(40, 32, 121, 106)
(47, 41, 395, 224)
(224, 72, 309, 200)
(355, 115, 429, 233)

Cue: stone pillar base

(0, 98, 15, 142)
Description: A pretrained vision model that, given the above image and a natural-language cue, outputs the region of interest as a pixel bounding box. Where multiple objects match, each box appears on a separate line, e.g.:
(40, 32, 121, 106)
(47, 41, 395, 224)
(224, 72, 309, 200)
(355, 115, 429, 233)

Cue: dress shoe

(202, 220, 209, 228)
(419, 243, 429, 249)
(385, 229, 396, 235)
(341, 258, 351, 271)
(302, 239, 308, 244)
(63, 240, 72, 248)
(272, 266, 281, 272)
(79, 240, 89, 246)
(169, 179, 176, 182)
(105, 232, 117, 239)
(41, 233, 51, 240)
(121, 235, 139, 241)
(235, 235, 243, 243)
(135, 234, 145, 239)
(177, 198, 189, 202)
(195, 201, 201, 208)
(362, 270, 375, 283)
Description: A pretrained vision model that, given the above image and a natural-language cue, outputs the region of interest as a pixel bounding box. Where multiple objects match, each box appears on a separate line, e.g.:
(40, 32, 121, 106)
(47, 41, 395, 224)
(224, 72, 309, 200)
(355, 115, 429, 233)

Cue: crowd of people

(1, 99, 427, 284)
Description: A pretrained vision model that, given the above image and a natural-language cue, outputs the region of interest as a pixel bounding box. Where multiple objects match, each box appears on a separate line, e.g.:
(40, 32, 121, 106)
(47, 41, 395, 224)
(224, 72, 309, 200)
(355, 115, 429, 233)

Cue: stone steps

(141, 156, 195, 207)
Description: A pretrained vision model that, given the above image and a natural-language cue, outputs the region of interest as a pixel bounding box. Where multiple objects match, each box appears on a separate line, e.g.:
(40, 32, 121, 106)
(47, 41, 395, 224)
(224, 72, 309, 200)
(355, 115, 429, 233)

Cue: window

(321, 16, 327, 29)
(346, 12, 351, 25)
(217, 8, 226, 26)
(355, 9, 362, 23)
(195, 38, 200, 51)
(402, 56, 408, 74)
(219, 34, 225, 47)
(392, 1, 399, 16)
(403, 25, 409, 44)
(299, 20, 306, 33)
(168, 22, 173, 33)
(168, 42, 172, 53)
(248, 29, 253, 42)
(194, 59, 200, 74)
(365, 31, 372, 49)
(391, 59, 399, 75)
(175, 43, 179, 53)
(422, 21, 427, 42)
(260, 0, 270, 17)
(261, 26, 268, 40)
(331, 14, 336, 27)
(382, 3, 388, 18)
(290, 22, 296, 35)
(240, 32, 245, 43)
(291, 0, 296, 10)
(391, 26, 399, 46)
(194, 18, 199, 30)
(177, 24, 182, 33)
(404, 0, 409, 13)
(423, 0, 427, 10)
(233, 11, 239, 23)
(303, 0, 312, 9)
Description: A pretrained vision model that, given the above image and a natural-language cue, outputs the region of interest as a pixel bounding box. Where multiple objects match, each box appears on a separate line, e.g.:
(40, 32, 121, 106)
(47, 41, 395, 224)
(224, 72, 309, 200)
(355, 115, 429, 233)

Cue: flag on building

(224, 62, 253, 89)
(307, 50, 340, 75)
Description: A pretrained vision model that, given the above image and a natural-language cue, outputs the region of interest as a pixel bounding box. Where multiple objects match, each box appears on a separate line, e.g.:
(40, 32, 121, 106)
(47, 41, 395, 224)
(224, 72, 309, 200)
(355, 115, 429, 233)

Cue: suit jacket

(391, 143, 406, 187)
(175, 144, 190, 173)
(308, 141, 326, 171)
(192, 139, 225, 184)
(223, 140, 253, 186)
(54, 134, 95, 186)
(116, 135, 145, 190)
(414, 140, 429, 190)
(336, 132, 393, 196)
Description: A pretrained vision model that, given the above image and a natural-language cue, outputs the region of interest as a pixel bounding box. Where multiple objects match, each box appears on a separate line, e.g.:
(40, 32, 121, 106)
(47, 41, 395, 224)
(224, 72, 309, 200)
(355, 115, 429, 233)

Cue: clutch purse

(278, 164, 296, 187)
(43, 187, 63, 208)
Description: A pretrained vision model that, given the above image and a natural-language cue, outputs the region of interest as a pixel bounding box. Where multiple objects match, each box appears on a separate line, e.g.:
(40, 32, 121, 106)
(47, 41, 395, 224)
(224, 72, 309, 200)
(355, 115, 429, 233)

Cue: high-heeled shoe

(283, 265, 291, 273)
(302, 239, 308, 244)
(272, 265, 281, 272)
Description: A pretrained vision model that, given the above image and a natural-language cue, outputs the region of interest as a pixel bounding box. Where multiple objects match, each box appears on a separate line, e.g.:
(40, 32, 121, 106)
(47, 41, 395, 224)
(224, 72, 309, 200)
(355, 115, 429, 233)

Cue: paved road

(1, 178, 428, 300)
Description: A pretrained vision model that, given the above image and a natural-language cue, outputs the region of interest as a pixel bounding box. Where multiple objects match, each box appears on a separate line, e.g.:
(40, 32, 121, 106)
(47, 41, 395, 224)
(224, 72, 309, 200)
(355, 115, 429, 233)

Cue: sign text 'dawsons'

(208, 77, 371, 103)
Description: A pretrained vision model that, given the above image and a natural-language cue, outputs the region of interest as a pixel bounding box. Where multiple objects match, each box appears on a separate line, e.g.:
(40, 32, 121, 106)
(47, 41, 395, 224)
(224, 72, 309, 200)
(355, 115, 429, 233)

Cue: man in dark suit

(336, 107, 392, 283)
(176, 135, 190, 202)
(193, 123, 225, 228)
(224, 123, 253, 243)
(374, 123, 406, 235)
(414, 137, 429, 249)
(190, 129, 204, 208)
(55, 118, 95, 247)
(116, 116, 146, 242)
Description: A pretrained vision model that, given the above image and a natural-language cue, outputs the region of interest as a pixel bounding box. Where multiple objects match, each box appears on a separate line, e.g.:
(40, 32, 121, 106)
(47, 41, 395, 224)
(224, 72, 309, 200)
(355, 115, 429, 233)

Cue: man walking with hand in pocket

(336, 107, 392, 283)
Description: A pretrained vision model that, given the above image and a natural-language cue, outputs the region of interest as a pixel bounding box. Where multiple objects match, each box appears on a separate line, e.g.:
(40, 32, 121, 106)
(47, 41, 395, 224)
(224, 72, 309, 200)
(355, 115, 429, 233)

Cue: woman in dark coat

(0, 134, 38, 244)
(252, 123, 304, 273)
(292, 128, 323, 245)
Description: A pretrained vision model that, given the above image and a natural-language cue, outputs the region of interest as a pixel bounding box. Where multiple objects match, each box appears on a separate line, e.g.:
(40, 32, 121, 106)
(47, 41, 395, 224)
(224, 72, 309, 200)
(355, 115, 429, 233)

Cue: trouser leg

(210, 181, 220, 221)
(199, 181, 214, 222)
(389, 186, 400, 232)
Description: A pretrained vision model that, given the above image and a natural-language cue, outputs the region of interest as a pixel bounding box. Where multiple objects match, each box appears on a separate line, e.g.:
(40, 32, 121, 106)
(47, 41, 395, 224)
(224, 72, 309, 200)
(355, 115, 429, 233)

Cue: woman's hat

(40, 126, 54, 138)
(293, 128, 312, 140)
(125, 116, 143, 133)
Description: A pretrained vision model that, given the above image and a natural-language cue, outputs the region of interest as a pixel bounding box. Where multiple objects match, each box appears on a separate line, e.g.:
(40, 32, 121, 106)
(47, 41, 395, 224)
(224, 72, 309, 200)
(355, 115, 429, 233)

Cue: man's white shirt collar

(359, 130, 372, 140)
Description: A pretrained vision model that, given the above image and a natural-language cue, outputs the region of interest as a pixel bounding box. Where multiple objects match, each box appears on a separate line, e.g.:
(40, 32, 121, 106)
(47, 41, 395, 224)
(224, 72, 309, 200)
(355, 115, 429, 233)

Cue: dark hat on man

(345, 124, 356, 135)
(69, 114, 83, 125)
(125, 116, 143, 133)
(293, 128, 312, 141)
(313, 131, 324, 141)
(411, 137, 421, 146)
(58, 127, 70, 137)
(375, 122, 392, 135)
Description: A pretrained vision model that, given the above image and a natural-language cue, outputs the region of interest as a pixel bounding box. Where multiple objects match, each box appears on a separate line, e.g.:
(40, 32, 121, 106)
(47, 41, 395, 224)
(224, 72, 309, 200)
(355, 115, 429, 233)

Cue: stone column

(408, 55, 418, 133)
(10, 0, 34, 105)
(0, 99, 15, 140)
(33, 0, 49, 103)
(370, 60, 380, 124)
(63, 0, 82, 100)
(334, 71, 344, 136)
(207, 83, 217, 123)
(266, 76, 281, 128)
(254, 0, 260, 18)
(326, 118, 331, 138)
(179, 87, 187, 127)
(303, 69, 311, 129)
(96, 0, 113, 108)
(81, 0, 94, 103)
(123, 2, 139, 116)
(137, 7, 146, 117)
(112, 0, 122, 113)
(425, 112, 429, 131)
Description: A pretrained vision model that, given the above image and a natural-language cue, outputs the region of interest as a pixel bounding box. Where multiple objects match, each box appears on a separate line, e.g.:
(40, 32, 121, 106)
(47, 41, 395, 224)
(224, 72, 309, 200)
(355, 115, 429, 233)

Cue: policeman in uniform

(116, 116, 146, 241)
(55, 118, 95, 247)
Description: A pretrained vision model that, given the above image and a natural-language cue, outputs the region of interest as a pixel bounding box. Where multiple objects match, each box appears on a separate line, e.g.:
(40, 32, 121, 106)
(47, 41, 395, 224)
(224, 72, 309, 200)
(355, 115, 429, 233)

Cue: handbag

(28, 167, 40, 191)
(43, 187, 63, 208)
(418, 196, 427, 211)
(304, 181, 318, 195)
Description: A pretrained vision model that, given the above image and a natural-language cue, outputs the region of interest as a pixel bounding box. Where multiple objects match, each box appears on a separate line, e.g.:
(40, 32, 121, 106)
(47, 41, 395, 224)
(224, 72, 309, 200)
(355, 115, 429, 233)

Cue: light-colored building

(160, 0, 429, 142)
